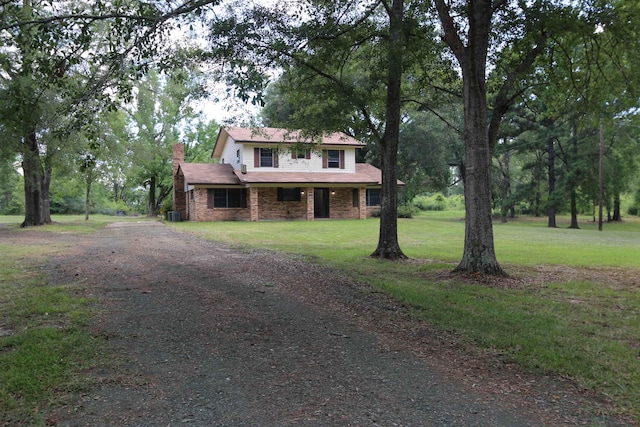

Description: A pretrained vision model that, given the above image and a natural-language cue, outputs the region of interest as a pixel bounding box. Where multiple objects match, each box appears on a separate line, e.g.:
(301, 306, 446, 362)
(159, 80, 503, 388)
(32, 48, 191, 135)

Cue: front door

(314, 188, 329, 218)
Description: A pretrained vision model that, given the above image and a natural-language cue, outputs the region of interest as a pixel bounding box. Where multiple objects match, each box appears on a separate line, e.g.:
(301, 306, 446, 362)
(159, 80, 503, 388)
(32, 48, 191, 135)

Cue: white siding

(243, 145, 357, 173)
(220, 136, 243, 170)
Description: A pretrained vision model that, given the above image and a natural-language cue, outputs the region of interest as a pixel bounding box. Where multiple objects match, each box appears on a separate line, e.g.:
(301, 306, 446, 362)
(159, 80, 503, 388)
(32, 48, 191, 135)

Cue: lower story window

(277, 187, 301, 202)
(366, 189, 381, 206)
(208, 188, 247, 208)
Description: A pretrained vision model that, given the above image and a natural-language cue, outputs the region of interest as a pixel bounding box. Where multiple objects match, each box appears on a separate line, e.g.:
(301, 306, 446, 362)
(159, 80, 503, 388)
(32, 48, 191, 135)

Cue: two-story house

(172, 126, 400, 221)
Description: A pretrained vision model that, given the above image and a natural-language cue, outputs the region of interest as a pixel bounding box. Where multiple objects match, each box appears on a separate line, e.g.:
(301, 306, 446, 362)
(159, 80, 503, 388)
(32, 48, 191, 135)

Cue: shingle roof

(225, 127, 364, 146)
(178, 162, 402, 187)
(213, 127, 364, 158)
(178, 163, 241, 185)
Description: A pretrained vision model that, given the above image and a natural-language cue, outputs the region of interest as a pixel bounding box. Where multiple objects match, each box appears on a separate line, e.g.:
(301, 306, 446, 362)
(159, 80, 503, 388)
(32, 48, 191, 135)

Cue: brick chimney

(173, 143, 184, 176)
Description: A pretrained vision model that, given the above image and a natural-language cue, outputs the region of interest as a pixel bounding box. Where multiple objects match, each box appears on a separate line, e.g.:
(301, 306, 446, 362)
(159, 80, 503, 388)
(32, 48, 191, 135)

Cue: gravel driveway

(44, 222, 630, 426)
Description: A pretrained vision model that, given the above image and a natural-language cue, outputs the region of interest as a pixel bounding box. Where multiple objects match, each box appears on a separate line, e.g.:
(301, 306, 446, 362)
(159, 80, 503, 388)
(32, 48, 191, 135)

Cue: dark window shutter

(322, 150, 328, 168)
(292, 151, 296, 160)
(277, 187, 283, 201)
(340, 150, 345, 169)
(241, 189, 248, 208)
(352, 189, 359, 207)
(207, 189, 214, 208)
(254, 147, 260, 168)
(306, 149, 311, 160)
(274, 150, 279, 168)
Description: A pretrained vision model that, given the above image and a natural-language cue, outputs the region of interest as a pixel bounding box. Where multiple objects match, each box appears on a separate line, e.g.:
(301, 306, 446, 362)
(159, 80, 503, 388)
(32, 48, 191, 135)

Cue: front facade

(173, 127, 394, 221)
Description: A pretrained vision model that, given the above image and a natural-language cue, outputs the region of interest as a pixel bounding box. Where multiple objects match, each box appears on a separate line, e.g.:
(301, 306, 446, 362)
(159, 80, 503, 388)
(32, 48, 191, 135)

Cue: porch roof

(179, 162, 403, 187)
(179, 163, 241, 185)
(234, 163, 399, 186)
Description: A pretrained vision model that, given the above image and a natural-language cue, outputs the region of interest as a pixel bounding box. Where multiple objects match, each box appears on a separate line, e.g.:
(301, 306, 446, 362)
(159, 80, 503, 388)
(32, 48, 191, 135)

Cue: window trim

(323, 149, 345, 169)
(255, 147, 279, 168)
(207, 188, 248, 208)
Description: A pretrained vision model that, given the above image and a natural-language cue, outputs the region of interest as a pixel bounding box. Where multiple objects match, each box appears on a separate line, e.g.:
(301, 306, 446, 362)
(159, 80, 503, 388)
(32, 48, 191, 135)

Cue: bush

(369, 204, 417, 218)
(628, 205, 639, 216)
(397, 203, 418, 218)
(446, 194, 465, 210)
(413, 193, 446, 211)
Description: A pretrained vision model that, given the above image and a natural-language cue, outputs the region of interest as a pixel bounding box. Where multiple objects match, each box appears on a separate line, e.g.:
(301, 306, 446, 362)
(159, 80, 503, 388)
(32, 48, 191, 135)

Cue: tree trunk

(500, 150, 511, 223)
(547, 137, 557, 228)
(85, 168, 93, 221)
(569, 190, 579, 229)
(41, 157, 53, 224)
(454, 43, 504, 272)
(148, 175, 158, 217)
(436, 0, 505, 275)
(21, 129, 43, 227)
(612, 192, 622, 221)
(371, 0, 406, 260)
(454, 88, 504, 274)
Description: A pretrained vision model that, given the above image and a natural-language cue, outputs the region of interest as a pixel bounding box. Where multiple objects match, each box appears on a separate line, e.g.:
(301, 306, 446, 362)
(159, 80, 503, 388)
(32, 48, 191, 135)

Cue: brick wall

(258, 188, 308, 220)
(191, 188, 251, 221)
(187, 185, 373, 221)
(328, 188, 360, 220)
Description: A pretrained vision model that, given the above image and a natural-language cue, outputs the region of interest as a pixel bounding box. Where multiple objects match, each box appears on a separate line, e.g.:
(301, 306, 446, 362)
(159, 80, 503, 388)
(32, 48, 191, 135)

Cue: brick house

(172, 126, 401, 221)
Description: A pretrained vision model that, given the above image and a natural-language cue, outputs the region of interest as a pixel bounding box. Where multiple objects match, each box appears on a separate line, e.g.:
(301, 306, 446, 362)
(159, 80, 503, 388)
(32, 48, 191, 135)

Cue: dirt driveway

(43, 222, 630, 426)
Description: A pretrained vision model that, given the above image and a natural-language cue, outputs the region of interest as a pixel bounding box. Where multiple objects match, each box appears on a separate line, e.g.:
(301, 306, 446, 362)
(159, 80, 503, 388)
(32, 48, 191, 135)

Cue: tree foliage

(128, 67, 204, 217)
(0, 0, 213, 226)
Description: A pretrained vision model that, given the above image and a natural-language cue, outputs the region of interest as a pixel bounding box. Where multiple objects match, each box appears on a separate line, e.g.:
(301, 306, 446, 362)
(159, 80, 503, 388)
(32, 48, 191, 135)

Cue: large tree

(433, 0, 557, 274)
(208, 0, 453, 259)
(0, 0, 210, 226)
(431, 0, 640, 273)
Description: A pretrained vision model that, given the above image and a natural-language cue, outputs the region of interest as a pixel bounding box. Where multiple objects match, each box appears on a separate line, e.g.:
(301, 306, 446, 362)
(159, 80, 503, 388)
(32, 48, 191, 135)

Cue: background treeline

(1, 0, 639, 228)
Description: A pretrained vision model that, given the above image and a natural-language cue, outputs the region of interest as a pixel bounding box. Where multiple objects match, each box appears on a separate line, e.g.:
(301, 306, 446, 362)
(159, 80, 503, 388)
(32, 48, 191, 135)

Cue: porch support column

(250, 187, 259, 221)
(359, 187, 367, 219)
(306, 187, 314, 221)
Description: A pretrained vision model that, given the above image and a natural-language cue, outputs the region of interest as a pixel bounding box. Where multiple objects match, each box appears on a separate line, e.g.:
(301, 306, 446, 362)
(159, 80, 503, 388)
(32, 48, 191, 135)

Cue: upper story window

(261, 148, 274, 167)
(323, 149, 344, 169)
(254, 147, 279, 168)
(236, 149, 241, 163)
(328, 150, 340, 168)
(292, 148, 311, 159)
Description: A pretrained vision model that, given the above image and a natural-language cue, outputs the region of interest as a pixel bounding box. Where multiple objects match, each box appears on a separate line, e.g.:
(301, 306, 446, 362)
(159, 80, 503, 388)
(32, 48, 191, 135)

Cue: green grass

(171, 211, 640, 421)
(0, 222, 106, 426)
(172, 211, 640, 268)
(0, 214, 158, 234)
